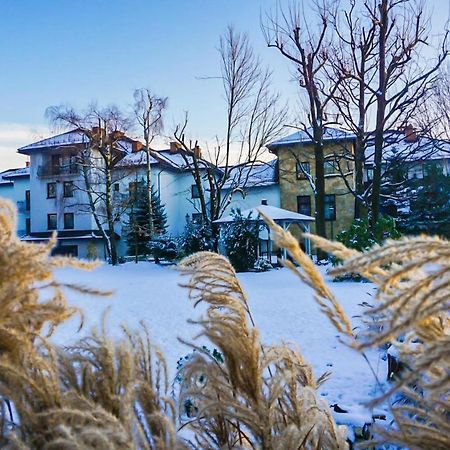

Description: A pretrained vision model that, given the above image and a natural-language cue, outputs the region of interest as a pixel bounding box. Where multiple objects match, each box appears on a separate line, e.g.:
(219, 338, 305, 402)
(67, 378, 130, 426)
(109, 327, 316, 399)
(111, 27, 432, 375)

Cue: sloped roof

(269, 126, 355, 148)
(18, 129, 136, 155)
(18, 130, 88, 153)
(214, 204, 314, 224)
(1, 167, 30, 178)
(222, 159, 278, 189)
(364, 131, 450, 164)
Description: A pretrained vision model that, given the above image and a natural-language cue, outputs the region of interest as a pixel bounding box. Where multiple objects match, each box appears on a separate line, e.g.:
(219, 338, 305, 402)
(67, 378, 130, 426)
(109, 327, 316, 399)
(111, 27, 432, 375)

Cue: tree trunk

(81, 151, 112, 261)
(105, 151, 118, 265)
(314, 143, 328, 261)
(371, 0, 388, 228)
(354, 137, 365, 219)
(145, 139, 154, 240)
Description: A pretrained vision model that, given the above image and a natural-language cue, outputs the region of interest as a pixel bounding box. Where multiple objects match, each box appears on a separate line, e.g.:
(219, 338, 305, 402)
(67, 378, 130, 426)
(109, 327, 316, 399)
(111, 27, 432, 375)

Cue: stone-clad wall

(276, 141, 356, 241)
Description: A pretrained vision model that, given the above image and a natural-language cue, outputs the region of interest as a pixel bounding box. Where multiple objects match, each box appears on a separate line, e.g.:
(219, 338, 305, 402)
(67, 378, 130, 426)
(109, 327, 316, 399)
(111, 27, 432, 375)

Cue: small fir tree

(222, 209, 261, 272)
(125, 181, 169, 261)
(397, 163, 450, 237)
(180, 215, 215, 256)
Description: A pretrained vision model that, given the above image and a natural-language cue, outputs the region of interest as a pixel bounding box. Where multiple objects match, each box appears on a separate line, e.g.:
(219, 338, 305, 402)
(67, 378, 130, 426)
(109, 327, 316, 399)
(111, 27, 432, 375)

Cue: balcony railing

(37, 163, 79, 178)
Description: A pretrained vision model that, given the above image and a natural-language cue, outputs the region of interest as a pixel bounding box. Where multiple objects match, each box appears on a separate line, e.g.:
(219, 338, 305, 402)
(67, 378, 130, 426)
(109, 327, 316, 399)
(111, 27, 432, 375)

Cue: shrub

(179, 216, 215, 256)
(149, 234, 179, 263)
(254, 257, 273, 272)
(222, 209, 261, 272)
(333, 216, 400, 280)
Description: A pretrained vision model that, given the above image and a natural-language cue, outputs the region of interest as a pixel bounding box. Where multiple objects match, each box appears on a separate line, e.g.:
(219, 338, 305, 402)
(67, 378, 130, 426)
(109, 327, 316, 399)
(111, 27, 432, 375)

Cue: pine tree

(125, 182, 169, 261)
(398, 163, 450, 237)
(151, 185, 167, 235)
(125, 182, 151, 261)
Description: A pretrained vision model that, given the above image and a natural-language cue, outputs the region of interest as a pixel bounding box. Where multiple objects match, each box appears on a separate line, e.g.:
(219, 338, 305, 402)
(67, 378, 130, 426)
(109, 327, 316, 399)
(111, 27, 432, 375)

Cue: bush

(254, 257, 273, 272)
(149, 235, 179, 263)
(179, 216, 215, 256)
(222, 209, 261, 272)
(333, 216, 400, 280)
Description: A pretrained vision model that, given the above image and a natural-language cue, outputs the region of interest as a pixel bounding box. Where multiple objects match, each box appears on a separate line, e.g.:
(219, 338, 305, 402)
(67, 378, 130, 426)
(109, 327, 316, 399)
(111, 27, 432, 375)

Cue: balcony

(37, 163, 79, 178)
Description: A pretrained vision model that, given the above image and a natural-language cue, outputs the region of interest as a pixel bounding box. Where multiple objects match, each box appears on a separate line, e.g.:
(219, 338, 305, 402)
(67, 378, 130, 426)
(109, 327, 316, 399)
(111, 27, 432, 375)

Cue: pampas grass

(1, 196, 448, 449)
(262, 212, 450, 450)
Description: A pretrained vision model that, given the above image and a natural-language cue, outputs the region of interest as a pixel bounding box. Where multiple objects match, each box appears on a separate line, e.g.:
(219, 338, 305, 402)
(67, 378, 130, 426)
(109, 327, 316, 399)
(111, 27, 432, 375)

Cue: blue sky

(0, 0, 448, 170)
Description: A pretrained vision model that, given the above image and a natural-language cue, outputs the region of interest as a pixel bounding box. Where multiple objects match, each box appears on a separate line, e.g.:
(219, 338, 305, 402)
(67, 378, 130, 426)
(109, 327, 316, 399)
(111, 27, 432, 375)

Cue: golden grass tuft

(262, 214, 450, 450)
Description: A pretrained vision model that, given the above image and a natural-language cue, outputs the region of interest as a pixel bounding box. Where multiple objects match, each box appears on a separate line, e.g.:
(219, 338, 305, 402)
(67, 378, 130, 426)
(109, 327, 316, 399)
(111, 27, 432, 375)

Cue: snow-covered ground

(52, 262, 384, 425)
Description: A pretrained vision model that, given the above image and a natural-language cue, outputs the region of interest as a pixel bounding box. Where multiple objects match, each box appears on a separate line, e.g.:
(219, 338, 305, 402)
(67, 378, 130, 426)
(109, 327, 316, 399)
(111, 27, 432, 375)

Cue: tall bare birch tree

(133, 88, 167, 239)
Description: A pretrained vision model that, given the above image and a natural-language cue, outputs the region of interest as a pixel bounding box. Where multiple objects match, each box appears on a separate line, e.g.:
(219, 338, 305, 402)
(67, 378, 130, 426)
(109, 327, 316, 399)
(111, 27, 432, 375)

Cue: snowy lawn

(52, 261, 384, 425)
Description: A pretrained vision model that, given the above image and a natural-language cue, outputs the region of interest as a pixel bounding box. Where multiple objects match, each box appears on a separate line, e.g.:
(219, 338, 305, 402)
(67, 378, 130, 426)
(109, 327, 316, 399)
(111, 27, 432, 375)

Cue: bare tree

(173, 26, 287, 231)
(133, 89, 167, 239)
(263, 2, 343, 259)
(47, 104, 134, 265)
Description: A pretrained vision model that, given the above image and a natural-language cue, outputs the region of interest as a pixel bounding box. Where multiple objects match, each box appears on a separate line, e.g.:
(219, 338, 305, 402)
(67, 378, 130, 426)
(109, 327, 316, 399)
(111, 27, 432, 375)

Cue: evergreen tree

(151, 185, 167, 235)
(125, 181, 169, 261)
(222, 209, 261, 272)
(397, 163, 450, 238)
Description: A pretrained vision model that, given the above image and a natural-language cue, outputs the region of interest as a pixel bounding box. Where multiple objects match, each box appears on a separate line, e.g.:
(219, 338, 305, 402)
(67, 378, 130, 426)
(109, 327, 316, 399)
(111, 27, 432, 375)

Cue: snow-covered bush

(149, 234, 179, 263)
(332, 216, 400, 280)
(179, 216, 215, 256)
(254, 257, 273, 272)
(222, 209, 261, 272)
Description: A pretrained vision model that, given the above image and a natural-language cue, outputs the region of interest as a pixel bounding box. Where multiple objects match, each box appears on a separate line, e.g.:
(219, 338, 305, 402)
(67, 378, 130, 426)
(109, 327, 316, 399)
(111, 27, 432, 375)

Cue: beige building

(268, 127, 357, 240)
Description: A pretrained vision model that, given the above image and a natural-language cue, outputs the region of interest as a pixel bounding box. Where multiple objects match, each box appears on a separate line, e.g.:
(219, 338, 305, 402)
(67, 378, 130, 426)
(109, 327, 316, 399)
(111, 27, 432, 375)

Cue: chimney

(25, 161, 30, 167)
(403, 124, 417, 143)
(169, 141, 180, 153)
(111, 130, 125, 141)
(194, 145, 202, 159)
(261, 199, 268, 206)
(132, 141, 143, 153)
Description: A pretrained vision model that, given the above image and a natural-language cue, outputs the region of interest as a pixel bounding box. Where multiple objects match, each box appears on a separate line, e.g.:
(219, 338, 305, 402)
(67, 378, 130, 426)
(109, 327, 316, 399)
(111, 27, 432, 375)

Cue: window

(191, 184, 200, 198)
(52, 245, 78, 257)
(324, 195, 336, 221)
(47, 213, 57, 230)
(47, 182, 56, 199)
(366, 167, 374, 181)
(324, 159, 339, 175)
(114, 183, 120, 192)
(26, 218, 31, 235)
(25, 190, 30, 211)
(64, 213, 74, 229)
(423, 161, 443, 178)
(296, 161, 311, 179)
(297, 195, 312, 217)
(408, 164, 422, 179)
(63, 181, 74, 197)
(129, 181, 143, 198)
(192, 213, 202, 224)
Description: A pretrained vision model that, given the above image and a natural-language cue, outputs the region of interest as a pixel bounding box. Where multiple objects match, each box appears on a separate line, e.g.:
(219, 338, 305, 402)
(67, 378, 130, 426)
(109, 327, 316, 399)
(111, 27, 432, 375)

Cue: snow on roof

(1, 167, 30, 178)
(117, 150, 159, 167)
(155, 149, 211, 170)
(214, 204, 315, 224)
(18, 130, 89, 153)
(18, 129, 136, 155)
(269, 126, 355, 148)
(364, 131, 450, 164)
(223, 159, 278, 189)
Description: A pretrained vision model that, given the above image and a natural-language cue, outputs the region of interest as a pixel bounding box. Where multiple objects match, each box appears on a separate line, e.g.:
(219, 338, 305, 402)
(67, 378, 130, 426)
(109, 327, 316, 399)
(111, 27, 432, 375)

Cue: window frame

(47, 182, 56, 199)
(324, 159, 339, 176)
(297, 195, 312, 217)
(64, 212, 74, 230)
(296, 161, 311, 180)
(47, 213, 57, 230)
(63, 181, 74, 198)
(191, 184, 200, 199)
(324, 194, 336, 221)
(25, 190, 30, 210)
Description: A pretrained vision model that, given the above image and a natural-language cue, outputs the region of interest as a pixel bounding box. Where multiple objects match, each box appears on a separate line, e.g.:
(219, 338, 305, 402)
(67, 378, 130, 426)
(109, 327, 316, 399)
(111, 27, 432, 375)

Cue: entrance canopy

(214, 204, 314, 225)
(214, 204, 315, 257)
